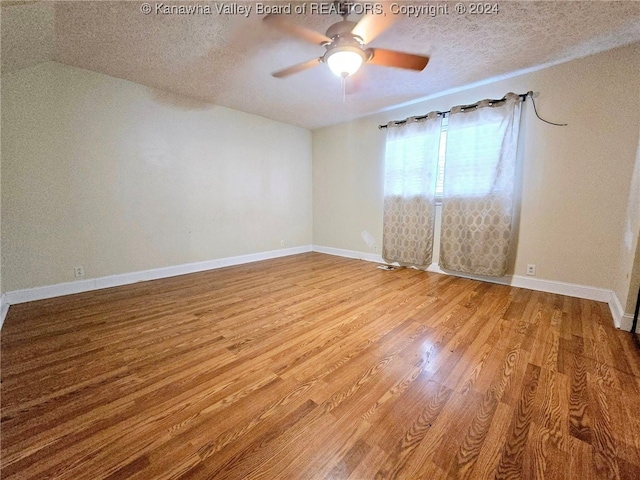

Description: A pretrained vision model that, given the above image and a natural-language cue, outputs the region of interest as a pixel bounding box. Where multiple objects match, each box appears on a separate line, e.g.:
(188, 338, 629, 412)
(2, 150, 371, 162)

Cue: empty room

(1, 1, 640, 479)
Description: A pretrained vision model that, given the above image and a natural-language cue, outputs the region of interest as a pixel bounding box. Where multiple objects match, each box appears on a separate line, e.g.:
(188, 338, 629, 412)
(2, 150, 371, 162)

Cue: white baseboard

(426, 264, 613, 302)
(606, 292, 639, 333)
(4, 245, 313, 307)
(311, 245, 385, 264)
(312, 245, 626, 327)
(619, 313, 637, 333)
(609, 292, 625, 329)
(511, 275, 613, 303)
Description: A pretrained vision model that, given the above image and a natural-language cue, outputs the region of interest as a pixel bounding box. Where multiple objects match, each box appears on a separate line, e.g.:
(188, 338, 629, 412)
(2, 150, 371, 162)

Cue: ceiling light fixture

(324, 46, 367, 77)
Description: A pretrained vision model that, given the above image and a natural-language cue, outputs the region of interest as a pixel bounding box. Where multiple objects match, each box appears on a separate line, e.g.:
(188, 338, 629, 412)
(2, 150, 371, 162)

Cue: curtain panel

(439, 93, 523, 277)
(382, 113, 441, 267)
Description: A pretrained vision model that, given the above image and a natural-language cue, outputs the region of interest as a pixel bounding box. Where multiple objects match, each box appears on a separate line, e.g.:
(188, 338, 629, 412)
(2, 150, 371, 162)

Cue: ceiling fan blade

(368, 48, 430, 71)
(272, 57, 322, 78)
(350, 4, 396, 45)
(263, 15, 331, 46)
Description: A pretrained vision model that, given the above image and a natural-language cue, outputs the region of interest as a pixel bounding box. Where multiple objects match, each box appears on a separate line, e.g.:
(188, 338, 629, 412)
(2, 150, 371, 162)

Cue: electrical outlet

(526, 264, 536, 276)
(374, 245, 378, 252)
(280, 240, 285, 247)
(74, 266, 85, 278)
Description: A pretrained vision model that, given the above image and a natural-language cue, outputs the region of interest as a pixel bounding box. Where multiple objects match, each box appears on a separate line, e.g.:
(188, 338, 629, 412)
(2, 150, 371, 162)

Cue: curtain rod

(378, 91, 531, 129)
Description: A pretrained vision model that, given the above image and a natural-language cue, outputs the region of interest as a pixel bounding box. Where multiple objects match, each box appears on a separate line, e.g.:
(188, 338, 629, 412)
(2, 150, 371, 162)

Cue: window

(435, 114, 514, 200)
(384, 118, 442, 198)
(382, 115, 443, 266)
(384, 117, 446, 199)
(383, 94, 523, 275)
(442, 116, 511, 198)
(385, 134, 429, 197)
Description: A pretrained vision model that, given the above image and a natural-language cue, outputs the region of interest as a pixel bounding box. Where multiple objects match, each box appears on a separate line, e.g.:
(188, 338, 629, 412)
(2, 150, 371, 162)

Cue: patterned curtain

(382, 113, 442, 267)
(440, 93, 523, 277)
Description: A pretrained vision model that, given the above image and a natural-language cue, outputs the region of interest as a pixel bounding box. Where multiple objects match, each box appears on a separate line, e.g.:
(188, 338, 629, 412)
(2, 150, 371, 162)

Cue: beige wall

(1, 62, 312, 291)
(313, 43, 640, 292)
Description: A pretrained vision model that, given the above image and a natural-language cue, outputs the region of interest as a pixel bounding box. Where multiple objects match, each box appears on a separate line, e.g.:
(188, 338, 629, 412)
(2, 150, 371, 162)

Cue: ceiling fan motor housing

(322, 20, 371, 77)
(323, 34, 369, 77)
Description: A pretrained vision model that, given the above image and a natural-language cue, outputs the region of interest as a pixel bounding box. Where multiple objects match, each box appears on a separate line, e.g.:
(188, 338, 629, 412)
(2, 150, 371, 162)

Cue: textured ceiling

(2, 1, 639, 129)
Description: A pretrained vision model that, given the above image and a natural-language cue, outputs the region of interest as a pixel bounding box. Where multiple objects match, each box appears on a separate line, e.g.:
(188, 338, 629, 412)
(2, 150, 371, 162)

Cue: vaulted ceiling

(2, 1, 639, 129)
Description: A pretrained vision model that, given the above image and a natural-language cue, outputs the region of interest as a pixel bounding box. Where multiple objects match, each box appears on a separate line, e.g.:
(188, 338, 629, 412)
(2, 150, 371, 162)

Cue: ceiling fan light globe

(325, 49, 365, 77)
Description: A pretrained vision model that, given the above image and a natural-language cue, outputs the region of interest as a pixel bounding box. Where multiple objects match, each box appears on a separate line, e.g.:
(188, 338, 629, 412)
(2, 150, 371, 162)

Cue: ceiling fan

(263, 1, 430, 79)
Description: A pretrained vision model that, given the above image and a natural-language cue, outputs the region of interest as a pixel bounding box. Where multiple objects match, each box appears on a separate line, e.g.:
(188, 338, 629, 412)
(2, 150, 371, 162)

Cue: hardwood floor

(2, 252, 639, 479)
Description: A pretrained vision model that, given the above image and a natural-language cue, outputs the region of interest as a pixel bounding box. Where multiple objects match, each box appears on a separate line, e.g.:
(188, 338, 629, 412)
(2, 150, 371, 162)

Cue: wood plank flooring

(2, 252, 639, 479)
